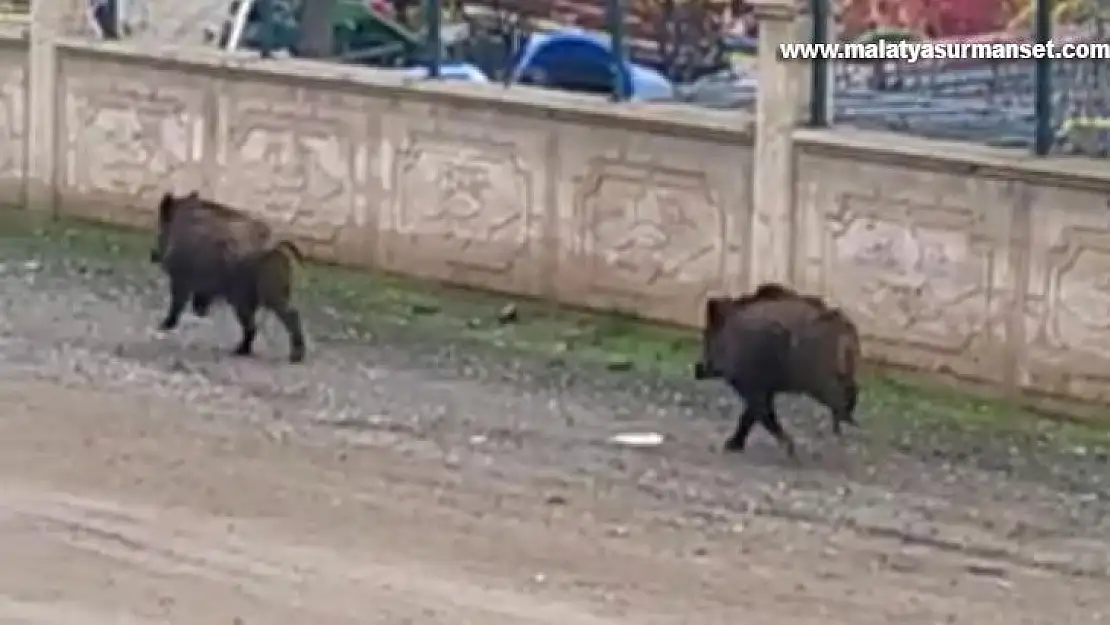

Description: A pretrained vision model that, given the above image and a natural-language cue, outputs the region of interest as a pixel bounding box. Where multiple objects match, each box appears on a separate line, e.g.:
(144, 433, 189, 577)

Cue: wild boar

(150, 191, 307, 363)
(692, 283, 860, 458)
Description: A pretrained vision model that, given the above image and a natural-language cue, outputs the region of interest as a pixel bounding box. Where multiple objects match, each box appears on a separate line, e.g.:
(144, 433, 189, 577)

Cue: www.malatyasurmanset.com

(779, 40, 1110, 62)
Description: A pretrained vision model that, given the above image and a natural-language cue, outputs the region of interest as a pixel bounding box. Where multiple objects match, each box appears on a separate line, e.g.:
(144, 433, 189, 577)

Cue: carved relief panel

(793, 153, 1017, 383)
(57, 58, 205, 222)
(213, 82, 374, 259)
(557, 125, 750, 327)
(378, 104, 548, 296)
(0, 45, 26, 188)
(1022, 185, 1110, 403)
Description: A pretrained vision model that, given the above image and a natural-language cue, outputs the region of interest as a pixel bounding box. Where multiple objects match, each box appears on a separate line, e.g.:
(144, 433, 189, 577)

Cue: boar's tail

(823, 310, 859, 378)
(252, 240, 302, 306)
(268, 240, 304, 264)
(251, 240, 304, 280)
(252, 240, 303, 270)
(836, 332, 857, 378)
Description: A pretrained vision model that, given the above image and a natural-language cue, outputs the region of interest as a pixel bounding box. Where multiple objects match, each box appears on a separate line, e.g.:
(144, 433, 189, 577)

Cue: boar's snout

(149, 248, 162, 264)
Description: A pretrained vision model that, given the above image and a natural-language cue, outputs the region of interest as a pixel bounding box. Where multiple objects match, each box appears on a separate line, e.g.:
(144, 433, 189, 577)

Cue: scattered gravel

(1, 223, 1108, 580)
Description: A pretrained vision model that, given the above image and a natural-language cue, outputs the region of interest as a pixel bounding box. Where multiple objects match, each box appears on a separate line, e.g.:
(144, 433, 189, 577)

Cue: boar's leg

(827, 381, 860, 436)
(757, 400, 797, 459)
(267, 302, 306, 364)
(159, 278, 191, 331)
(231, 299, 260, 357)
(724, 405, 759, 453)
(724, 392, 788, 454)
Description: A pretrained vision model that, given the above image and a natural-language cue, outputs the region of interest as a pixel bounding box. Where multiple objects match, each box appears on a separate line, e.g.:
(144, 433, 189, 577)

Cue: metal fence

(200, 0, 759, 109)
(410, 0, 1110, 156)
(84, 0, 1110, 158)
(813, 0, 1110, 158)
(418, 0, 758, 108)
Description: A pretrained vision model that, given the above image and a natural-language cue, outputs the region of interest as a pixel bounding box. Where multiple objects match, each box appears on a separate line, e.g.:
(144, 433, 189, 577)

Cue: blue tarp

(509, 29, 675, 101)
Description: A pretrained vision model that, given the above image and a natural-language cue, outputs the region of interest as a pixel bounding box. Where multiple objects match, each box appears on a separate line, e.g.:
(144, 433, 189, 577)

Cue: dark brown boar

(692, 283, 860, 458)
(150, 191, 307, 363)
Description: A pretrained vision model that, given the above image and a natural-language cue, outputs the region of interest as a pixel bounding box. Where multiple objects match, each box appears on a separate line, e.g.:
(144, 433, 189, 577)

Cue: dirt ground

(1, 224, 1109, 623)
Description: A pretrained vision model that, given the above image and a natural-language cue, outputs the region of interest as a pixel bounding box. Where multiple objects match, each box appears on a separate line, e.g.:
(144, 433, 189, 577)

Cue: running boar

(692, 283, 860, 458)
(150, 191, 307, 363)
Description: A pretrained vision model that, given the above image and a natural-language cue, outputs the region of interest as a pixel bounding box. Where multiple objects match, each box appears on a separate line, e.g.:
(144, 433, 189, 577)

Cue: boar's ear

(704, 297, 732, 331)
(158, 192, 176, 224)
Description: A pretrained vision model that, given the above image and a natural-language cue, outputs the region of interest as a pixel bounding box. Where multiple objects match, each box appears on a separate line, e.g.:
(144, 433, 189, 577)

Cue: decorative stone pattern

(0, 44, 25, 189)
(46, 40, 1110, 412)
(794, 153, 1016, 383)
(378, 105, 548, 296)
(213, 82, 372, 247)
(1023, 185, 1110, 403)
(558, 126, 750, 326)
(56, 59, 205, 211)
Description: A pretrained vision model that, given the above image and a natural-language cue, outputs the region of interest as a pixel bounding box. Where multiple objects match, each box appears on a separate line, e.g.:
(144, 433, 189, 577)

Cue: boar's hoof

(722, 435, 747, 453)
(289, 349, 305, 364)
(232, 344, 253, 357)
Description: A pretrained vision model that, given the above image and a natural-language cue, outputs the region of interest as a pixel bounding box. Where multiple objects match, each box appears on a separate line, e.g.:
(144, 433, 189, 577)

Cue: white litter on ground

(608, 432, 665, 447)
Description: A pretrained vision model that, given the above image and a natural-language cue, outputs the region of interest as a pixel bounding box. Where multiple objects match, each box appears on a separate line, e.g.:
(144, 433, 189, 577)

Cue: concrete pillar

(26, 0, 95, 211)
(747, 0, 812, 286)
(25, 0, 69, 212)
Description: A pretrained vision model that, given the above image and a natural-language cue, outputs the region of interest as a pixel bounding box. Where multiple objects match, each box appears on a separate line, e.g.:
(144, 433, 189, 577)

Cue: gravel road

(0, 215, 1109, 623)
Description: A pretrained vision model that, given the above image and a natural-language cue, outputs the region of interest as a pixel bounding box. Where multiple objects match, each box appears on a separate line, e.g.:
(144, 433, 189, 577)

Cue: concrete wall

(793, 129, 1110, 407)
(4, 29, 1110, 412)
(0, 36, 25, 204)
(49, 41, 755, 328)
